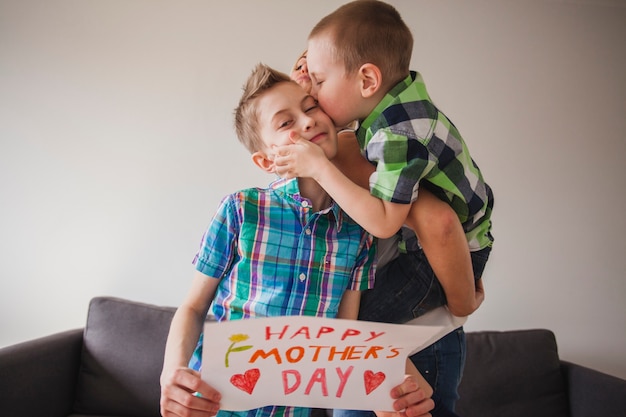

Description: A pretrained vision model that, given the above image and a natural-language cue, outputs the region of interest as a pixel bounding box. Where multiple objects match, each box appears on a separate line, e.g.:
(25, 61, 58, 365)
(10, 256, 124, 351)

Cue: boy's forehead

(270, 81, 306, 101)
(258, 82, 308, 115)
(306, 35, 335, 73)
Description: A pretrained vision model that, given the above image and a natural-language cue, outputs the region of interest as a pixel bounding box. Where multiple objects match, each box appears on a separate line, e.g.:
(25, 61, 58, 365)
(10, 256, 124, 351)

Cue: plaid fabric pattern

(189, 178, 376, 417)
(357, 71, 493, 251)
(214, 408, 312, 417)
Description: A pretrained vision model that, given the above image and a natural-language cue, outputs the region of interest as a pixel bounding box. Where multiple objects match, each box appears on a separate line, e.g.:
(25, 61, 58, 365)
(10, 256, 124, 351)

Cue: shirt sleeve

(193, 194, 240, 279)
(366, 128, 434, 204)
(348, 232, 377, 291)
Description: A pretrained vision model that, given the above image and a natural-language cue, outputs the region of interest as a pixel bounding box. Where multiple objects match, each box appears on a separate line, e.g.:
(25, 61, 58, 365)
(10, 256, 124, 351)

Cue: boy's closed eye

(303, 96, 319, 112)
(278, 119, 293, 129)
(309, 73, 323, 85)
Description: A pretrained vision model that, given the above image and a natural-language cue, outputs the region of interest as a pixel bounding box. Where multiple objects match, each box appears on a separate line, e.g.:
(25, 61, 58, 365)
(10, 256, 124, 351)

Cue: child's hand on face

(272, 132, 331, 180)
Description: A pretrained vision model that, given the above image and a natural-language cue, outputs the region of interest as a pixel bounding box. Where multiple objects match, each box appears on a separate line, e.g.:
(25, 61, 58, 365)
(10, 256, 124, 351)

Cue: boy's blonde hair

(234, 63, 293, 153)
(309, 0, 413, 89)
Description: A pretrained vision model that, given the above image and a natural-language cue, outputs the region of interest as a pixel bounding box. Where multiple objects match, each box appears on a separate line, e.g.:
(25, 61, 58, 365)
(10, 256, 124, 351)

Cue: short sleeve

(366, 129, 432, 204)
(193, 194, 240, 279)
(348, 231, 377, 291)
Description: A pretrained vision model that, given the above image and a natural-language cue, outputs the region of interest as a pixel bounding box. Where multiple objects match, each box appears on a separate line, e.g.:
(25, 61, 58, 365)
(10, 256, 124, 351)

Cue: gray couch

(1, 296, 624, 417)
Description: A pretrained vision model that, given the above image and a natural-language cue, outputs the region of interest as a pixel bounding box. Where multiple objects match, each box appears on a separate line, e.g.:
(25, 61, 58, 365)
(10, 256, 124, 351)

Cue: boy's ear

(358, 63, 382, 98)
(251, 150, 275, 174)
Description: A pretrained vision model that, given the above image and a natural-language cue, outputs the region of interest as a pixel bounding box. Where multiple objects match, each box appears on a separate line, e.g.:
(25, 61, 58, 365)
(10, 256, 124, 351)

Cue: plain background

(1, 0, 625, 379)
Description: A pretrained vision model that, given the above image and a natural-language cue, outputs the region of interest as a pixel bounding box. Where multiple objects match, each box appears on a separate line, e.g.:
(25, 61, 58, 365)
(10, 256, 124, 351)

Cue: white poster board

(201, 306, 465, 411)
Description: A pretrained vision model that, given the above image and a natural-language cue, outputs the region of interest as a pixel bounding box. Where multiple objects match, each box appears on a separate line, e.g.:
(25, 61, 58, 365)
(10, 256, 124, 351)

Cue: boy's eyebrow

(269, 95, 316, 124)
(270, 108, 289, 123)
(301, 94, 319, 110)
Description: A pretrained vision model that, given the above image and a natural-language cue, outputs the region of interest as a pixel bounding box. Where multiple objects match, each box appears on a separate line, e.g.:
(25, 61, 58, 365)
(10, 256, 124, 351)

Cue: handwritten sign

(201, 306, 465, 411)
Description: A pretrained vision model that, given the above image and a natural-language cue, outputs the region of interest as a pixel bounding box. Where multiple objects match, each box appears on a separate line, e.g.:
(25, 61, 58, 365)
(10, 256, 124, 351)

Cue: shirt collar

(357, 71, 422, 142)
(269, 177, 345, 230)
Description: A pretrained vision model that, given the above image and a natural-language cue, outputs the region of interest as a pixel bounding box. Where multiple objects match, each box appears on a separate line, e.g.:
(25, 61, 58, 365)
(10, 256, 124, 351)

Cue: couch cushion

(73, 296, 176, 417)
(456, 329, 569, 417)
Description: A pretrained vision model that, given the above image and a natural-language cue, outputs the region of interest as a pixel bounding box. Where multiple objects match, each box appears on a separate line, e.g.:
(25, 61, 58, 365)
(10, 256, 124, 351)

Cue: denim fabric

(410, 328, 466, 410)
(334, 247, 491, 416)
(358, 250, 446, 323)
(358, 246, 491, 323)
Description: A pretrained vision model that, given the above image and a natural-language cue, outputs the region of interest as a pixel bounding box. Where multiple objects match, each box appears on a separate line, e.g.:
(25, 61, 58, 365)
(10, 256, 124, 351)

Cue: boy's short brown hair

(309, 0, 413, 89)
(234, 63, 293, 153)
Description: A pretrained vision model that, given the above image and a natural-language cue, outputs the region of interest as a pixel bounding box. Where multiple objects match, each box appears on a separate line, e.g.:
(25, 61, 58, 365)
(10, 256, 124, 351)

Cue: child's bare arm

(332, 131, 482, 316)
(160, 272, 222, 416)
(336, 289, 362, 320)
(273, 135, 410, 238)
(275, 132, 482, 315)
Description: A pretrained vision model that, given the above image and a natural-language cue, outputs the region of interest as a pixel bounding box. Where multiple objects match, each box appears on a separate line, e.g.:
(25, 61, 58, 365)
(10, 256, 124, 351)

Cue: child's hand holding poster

(201, 306, 465, 411)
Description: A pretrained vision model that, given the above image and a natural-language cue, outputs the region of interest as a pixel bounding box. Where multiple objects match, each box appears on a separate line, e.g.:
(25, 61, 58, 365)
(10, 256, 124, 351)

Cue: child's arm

(160, 271, 222, 417)
(336, 289, 362, 320)
(278, 132, 483, 317)
(273, 135, 410, 238)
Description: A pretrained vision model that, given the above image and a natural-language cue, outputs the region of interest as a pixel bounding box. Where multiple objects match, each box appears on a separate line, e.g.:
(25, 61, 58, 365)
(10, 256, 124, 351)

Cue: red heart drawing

(363, 370, 386, 395)
(230, 368, 261, 395)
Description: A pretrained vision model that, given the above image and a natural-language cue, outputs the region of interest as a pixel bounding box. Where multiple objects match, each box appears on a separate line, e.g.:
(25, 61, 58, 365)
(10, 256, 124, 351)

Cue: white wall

(1, 0, 625, 379)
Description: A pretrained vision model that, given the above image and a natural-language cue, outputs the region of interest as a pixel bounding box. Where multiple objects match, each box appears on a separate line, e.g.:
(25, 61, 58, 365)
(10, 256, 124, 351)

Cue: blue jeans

(410, 327, 466, 409)
(334, 247, 491, 416)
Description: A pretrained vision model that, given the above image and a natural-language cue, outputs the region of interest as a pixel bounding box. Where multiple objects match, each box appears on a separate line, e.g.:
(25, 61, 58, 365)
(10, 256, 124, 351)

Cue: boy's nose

(302, 115, 315, 132)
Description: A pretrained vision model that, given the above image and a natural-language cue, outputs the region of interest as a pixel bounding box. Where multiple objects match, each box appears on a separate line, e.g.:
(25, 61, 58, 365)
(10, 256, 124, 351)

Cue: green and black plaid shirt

(357, 71, 493, 251)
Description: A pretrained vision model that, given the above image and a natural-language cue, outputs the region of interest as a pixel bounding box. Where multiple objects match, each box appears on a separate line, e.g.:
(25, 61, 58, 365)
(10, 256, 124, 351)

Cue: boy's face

(306, 35, 364, 127)
(256, 81, 338, 161)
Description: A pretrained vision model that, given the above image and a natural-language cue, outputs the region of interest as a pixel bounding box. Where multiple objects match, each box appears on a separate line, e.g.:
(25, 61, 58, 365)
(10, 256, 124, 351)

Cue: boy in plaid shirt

(273, 1, 494, 412)
(160, 63, 436, 417)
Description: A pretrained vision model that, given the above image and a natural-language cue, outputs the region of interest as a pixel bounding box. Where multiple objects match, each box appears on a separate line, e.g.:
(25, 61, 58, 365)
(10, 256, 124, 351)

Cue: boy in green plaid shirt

(273, 1, 494, 412)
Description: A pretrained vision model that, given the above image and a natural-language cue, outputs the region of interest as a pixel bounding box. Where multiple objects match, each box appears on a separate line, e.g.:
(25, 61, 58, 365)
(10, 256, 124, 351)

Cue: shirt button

(305, 228, 312, 235)
(301, 201, 309, 208)
(299, 273, 306, 281)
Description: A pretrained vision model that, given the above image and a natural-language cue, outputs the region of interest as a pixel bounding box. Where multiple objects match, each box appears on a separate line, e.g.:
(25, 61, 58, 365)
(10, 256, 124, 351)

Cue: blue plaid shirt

(189, 177, 376, 417)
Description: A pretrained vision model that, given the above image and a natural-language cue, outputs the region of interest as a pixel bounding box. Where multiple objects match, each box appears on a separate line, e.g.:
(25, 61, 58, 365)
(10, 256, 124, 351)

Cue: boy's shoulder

(365, 71, 432, 123)
(385, 71, 430, 106)
(361, 71, 438, 141)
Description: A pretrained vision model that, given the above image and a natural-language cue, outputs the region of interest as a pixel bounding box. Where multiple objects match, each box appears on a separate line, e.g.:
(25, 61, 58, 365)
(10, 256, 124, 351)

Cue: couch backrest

(456, 329, 569, 417)
(70, 298, 572, 417)
(73, 296, 176, 417)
